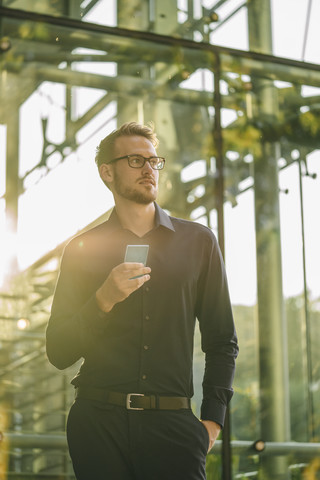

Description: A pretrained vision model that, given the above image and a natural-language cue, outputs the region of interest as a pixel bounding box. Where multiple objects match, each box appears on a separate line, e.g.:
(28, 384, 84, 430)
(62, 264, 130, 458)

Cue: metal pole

(213, 53, 232, 480)
(5, 109, 20, 278)
(298, 157, 315, 440)
(247, 0, 291, 478)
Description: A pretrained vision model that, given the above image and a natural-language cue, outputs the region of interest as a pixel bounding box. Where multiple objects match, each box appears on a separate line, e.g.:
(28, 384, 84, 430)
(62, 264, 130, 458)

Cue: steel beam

(248, 0, 291, 478)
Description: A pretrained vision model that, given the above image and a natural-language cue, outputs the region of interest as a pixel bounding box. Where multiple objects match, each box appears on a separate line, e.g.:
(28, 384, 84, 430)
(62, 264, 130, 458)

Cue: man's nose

(142, 159, 153, 173)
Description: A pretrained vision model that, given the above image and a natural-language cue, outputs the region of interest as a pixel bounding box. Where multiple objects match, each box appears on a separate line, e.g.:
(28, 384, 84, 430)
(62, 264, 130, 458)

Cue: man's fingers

(122, 263, 151, 280)
(124, 262, 150, 271)
(97, 263, 151, 312)
(126, 272, 151, 288)
(201, 420, 221, 453)
(135, 273, 151, 284)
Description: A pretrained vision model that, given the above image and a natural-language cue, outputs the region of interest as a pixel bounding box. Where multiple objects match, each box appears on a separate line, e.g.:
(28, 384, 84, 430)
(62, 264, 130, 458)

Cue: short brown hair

(95, 122, 159, 167)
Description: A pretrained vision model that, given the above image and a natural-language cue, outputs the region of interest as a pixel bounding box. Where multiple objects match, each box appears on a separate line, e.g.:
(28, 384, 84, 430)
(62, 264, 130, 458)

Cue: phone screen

(124, 245, 149, 265)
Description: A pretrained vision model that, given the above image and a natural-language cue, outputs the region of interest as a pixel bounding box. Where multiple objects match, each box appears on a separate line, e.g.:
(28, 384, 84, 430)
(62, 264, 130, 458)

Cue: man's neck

(115, 200, 156, 238)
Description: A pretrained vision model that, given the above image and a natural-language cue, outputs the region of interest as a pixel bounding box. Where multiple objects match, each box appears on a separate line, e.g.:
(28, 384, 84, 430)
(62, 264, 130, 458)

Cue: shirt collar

(106, 202, 175, 233)
(154, 202, 175, 232)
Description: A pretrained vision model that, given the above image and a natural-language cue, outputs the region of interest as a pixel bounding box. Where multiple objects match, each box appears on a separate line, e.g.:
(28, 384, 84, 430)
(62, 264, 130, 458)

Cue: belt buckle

(126, 393, 144, 410)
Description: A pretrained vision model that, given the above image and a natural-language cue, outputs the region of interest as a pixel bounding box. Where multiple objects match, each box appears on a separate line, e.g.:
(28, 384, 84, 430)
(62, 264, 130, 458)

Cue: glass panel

(220, 57, 320, 478)
(225, 190, 259, 450)
(1, 0, 116, 25)
(279, 163, 309, 442)
(1, 0, 245, 41)
(2, 0, 319, 63)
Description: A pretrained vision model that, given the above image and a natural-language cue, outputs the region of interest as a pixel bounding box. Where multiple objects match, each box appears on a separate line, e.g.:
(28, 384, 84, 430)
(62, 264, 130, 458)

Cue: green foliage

(227, 295, 320, 477)
(206, 453, 221, 480)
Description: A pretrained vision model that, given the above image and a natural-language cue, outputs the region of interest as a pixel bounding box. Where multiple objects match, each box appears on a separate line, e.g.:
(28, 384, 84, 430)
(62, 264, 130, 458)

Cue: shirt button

(143, 345, 149, 350)
(142, 374, 147, 380)
(145, 315, 150, 321)
(145, 286, 150, 292)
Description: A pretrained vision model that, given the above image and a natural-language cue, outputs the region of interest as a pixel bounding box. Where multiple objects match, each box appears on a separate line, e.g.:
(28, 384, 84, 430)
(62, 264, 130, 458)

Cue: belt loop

(150, 395, 156, 409)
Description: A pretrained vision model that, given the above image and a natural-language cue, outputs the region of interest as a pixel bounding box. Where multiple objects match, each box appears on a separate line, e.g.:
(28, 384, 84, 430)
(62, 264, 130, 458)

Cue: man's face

(107, 135, 159, 205)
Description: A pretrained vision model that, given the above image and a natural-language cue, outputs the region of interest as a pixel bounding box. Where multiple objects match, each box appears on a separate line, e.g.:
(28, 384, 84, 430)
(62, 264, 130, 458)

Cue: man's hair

(95, 121, 159, 168)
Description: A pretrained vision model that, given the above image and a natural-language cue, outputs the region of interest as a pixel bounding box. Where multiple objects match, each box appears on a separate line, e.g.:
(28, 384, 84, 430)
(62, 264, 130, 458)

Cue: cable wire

(302, 0, 312, 61)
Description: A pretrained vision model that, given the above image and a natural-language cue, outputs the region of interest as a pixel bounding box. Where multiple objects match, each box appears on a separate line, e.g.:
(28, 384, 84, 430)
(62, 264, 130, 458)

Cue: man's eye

(131, 156, 141, 164)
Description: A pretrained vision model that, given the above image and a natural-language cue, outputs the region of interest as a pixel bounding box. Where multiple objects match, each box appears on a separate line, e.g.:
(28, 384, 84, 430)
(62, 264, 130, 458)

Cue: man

(46, 122, 238, 480)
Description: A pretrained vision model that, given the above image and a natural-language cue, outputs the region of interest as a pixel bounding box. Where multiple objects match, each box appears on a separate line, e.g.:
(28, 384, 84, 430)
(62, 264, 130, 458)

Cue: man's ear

(99, 163, 113, 184)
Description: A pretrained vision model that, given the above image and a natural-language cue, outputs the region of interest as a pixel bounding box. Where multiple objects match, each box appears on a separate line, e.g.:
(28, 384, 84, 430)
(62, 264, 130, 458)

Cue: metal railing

(2, 432, 320, 457)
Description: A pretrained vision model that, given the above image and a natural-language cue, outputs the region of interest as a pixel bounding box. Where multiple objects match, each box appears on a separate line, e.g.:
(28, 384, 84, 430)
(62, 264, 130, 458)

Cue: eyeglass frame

(104, 154, 165, 170)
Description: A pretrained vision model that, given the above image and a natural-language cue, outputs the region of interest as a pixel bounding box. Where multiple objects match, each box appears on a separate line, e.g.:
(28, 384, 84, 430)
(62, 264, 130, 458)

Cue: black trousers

(67, 397, 209, 480)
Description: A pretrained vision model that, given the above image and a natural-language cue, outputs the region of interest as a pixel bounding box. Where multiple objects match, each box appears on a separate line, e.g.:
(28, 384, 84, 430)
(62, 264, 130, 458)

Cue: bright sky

(0, 0, 319, 306)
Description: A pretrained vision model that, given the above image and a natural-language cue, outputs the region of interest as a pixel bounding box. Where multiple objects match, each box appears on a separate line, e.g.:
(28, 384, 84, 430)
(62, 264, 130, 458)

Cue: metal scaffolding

(0, 1, 320, 479)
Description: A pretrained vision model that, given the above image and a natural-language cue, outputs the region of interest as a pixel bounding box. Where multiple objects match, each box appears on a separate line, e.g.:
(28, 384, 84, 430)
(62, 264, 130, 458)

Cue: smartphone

(124, 245, 149, 279)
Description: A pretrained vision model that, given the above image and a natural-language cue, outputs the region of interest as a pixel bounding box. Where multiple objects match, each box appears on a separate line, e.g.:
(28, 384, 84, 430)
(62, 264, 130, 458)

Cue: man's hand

(96, 262, 151, 313)
(201, 420, 221, 452)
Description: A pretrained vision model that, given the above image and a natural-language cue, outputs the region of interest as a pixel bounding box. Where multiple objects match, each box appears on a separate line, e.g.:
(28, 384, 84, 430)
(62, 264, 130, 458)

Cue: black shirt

(46, 203, 238, 426)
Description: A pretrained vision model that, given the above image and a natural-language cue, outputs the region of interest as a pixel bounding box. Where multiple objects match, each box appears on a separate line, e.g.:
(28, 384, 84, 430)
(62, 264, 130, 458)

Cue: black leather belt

(75, 386, 191, 411)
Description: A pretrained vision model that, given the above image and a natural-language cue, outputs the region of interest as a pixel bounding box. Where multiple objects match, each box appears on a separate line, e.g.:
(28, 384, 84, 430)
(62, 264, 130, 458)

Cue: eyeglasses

(106, 154, 165, 170)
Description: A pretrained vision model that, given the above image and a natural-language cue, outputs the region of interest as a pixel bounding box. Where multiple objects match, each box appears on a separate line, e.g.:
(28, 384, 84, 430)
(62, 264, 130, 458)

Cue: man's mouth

(138, 177, 156, 186)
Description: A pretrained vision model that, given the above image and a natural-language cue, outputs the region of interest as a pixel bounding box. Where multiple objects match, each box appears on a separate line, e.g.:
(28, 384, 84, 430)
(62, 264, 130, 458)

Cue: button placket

(140, 282, 151, 386)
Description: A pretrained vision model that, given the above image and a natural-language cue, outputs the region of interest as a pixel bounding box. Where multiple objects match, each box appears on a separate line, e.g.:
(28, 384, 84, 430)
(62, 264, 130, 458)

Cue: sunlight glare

(0, 228, 18, 288)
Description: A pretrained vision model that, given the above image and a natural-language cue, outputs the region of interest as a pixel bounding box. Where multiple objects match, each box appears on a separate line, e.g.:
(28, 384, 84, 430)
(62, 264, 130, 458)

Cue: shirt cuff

(200, 398, 228, 428)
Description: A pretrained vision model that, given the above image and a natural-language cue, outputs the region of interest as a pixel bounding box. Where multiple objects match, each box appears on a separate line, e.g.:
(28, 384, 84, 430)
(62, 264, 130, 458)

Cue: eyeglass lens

(128, 155, 164, 170)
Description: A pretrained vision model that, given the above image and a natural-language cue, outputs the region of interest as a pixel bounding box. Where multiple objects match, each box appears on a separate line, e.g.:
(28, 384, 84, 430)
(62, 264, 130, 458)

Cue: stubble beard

(113, 170, 158, 205)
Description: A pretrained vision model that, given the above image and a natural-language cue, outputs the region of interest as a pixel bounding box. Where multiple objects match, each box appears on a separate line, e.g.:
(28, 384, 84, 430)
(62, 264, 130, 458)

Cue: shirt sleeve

(46, 240, 114, 370)
(195, 230, 239, 427)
